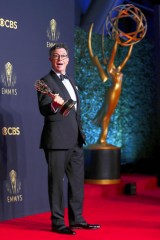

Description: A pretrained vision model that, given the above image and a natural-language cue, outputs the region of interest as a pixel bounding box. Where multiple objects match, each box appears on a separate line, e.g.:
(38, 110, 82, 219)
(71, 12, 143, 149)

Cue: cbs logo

(0, 18, 17, 29)
(2, 127, 20, 136)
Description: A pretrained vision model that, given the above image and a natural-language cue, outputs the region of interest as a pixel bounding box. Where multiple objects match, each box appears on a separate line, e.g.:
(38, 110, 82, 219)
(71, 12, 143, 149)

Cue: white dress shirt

(51, 72, 77, 112)
(60, 75, 77, 110)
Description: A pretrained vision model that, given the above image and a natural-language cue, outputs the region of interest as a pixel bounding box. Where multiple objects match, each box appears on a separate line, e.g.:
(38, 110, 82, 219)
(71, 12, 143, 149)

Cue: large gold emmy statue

(88, 4, 147, 149)
(84, 4, 147, 184)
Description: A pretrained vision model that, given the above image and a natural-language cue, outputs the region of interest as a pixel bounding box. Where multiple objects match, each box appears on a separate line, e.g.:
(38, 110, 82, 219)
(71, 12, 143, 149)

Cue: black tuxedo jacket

(37, 70, 85, 149)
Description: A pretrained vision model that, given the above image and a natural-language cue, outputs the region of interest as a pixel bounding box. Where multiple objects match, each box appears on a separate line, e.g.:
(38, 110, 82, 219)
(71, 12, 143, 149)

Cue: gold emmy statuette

(35, 80, 76, 116)
(88, 4, 147, 149)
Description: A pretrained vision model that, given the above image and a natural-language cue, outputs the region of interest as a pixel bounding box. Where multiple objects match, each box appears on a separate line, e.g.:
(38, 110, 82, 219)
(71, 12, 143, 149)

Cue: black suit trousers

(44, 144, 85, 227)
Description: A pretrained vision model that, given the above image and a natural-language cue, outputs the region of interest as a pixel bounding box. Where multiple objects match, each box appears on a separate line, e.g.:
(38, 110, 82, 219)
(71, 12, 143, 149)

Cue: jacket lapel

(49, 70, 71, 100)
(49, 70, 80, 111)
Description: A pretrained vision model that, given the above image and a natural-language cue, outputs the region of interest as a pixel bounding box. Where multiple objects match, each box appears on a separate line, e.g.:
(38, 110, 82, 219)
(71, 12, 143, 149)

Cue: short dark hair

(49, 43, 69, 56)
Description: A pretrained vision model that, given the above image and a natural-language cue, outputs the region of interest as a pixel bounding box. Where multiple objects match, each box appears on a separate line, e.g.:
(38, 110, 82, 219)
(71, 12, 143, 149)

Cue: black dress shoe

(70, 222, 100, 229)
(52, 226, 76, 235)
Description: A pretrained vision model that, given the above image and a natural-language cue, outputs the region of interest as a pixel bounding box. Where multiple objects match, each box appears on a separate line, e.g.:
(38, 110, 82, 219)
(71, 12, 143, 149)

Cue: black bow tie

(60, 74, 68, 81)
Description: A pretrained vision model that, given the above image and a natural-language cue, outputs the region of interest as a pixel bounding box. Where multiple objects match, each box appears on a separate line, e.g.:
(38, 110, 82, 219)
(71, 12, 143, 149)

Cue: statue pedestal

(84, 144, 121, 184)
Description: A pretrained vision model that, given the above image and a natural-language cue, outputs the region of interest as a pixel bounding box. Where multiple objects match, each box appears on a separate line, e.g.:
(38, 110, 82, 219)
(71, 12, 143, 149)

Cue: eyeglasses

(51, 54, 68, 60)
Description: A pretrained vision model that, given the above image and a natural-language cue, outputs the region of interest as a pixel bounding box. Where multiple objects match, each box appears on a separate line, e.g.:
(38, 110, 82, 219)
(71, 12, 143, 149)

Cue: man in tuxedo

(37, 43, 100, 235)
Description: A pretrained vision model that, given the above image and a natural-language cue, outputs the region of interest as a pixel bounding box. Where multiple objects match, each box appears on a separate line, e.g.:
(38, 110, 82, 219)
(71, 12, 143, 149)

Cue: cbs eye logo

(0, 18, 17, 29)
(2, 127, 20, 136)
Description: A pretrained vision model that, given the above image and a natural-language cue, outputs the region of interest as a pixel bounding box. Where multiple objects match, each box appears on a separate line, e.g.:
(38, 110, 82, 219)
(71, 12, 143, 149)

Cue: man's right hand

(52, 94, 64, 108)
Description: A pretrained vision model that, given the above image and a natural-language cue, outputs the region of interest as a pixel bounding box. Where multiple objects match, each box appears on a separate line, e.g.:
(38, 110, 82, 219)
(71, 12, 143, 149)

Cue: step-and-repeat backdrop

(0, 0, 75, 221)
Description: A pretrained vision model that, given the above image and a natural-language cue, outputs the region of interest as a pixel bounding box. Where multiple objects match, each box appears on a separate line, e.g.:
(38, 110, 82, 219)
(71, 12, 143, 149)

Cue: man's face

(49, 48, 69, 74)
